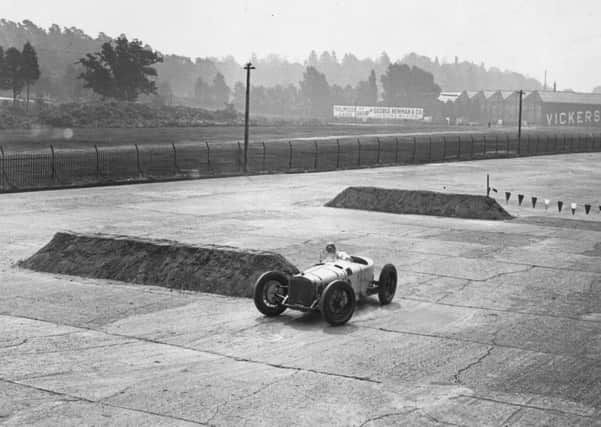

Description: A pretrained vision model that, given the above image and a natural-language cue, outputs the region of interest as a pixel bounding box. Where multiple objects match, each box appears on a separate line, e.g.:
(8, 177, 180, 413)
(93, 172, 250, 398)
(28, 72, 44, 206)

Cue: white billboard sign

(333, 105, 424, 120)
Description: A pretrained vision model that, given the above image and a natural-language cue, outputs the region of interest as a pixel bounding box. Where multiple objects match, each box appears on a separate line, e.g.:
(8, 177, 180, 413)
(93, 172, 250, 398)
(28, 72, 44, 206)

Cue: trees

(20, 41, 40, 107)
(0, 47, 6, 91)
(356, 69, 378, 105)
(4, 47, 25, 105)
(300, 66, 331, 118)
(211, 72, 230, 107)
(193, 74, 230, 108)
(78, 36, 163, 101)
(0, 42, 42, 106)
(380, 63, 440, 108)
(194, 77, 210, 104)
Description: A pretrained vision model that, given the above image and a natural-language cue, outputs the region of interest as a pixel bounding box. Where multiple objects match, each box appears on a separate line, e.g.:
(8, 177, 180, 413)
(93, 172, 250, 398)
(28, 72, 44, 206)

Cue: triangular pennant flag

(585, 204, 591, 214)
(505, 192, 511, 203)
(571, 202, 577, 215)
(544, 199, 550, 210)
(531, 197, 538, 208)
(558, 201, 563, 212)
(518, 194, 524, 206)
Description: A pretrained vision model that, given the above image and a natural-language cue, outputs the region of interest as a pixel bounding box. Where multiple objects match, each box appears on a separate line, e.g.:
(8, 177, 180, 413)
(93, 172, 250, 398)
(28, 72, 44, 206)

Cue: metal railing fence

(1, 132, 600, 192)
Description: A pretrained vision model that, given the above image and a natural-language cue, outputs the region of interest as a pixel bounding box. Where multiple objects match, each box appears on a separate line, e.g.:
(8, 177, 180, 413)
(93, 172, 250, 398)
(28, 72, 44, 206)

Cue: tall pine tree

(0, 47, 7, 92)
(20, 42, 41, 109)
(4, 47, 24, 105)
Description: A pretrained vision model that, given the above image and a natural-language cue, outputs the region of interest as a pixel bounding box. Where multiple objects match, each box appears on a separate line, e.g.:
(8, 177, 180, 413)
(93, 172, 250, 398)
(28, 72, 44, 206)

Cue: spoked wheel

(377, 264, 397, 305)
(320, 280, 356, 326)
(253, 271, 288, 317)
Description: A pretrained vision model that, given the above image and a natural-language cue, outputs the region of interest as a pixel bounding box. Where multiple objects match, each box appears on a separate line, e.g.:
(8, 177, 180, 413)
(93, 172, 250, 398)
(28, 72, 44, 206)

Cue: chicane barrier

(1, 132, 600, 192)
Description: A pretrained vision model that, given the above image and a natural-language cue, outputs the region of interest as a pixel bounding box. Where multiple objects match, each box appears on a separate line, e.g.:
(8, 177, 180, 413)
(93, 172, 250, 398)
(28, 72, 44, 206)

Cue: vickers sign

(545, 108, 601, 126)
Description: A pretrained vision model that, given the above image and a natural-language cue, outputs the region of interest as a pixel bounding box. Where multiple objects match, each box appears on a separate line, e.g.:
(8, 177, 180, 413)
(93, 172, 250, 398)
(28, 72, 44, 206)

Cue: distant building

(467, 91, 486, 123)
(523, 91, 601, 127)
(453, 91, 471, 123)
(438, 92, 462, 104)
(503, 91, 531, 125)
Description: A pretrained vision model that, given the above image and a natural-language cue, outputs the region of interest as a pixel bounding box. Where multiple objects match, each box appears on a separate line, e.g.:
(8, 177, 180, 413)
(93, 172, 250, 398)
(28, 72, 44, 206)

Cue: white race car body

(299, 256, 374, 299)
(253, 253, 396, 326)
(285, 256, 375, 310)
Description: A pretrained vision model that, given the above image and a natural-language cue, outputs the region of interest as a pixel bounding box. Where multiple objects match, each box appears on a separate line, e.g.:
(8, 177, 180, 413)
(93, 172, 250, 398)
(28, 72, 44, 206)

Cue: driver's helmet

(325, 242, 337, 255)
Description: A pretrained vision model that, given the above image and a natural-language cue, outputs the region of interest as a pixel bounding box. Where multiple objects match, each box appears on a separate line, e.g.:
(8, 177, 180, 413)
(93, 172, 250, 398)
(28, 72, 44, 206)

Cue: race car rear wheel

(377, 264, 397, 305)
(253, 271, 288, 317)
(320, 280, 356, 326)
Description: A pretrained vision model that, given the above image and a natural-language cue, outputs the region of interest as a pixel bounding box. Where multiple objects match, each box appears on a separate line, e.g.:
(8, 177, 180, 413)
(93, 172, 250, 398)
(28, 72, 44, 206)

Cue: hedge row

(0, 101, 239, 129)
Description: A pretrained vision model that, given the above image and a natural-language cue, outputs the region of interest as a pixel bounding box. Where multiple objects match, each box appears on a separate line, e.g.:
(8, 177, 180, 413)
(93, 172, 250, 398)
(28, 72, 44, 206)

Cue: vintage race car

(253, 253, 397, 326)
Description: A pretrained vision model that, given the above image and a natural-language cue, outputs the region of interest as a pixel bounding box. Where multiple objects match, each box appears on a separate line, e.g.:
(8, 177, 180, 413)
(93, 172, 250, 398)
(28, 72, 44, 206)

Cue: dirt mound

(326, 187, 512, 220)
(20, 232, 299, 297)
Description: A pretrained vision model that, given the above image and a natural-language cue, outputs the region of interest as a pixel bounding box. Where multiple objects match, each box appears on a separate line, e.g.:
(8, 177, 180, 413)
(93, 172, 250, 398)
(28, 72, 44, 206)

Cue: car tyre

(320, 280, 356, 326)
(253, 271, 288, 317)
(377, 264, 397, 305)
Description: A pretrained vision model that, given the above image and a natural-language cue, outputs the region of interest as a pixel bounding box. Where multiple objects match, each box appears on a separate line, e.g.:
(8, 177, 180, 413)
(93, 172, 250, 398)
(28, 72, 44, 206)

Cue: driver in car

(324, 242, 351, 261)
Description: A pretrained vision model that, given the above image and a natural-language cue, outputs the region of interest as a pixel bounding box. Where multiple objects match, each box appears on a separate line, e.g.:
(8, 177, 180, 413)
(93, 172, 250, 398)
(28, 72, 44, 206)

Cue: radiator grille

(287, 276, 315, 306)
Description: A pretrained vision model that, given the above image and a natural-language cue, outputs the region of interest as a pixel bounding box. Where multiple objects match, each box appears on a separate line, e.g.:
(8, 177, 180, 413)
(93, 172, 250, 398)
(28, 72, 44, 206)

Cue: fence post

(262, 141, 266, 172)
(94, 144, 100, 177)
(237, 142, 242, 172)
(134, 144, 143, 176)
(50, 144, 56, 181)
(554, 134, 558, 153)
(205, 141, 211, 172)
(457, 135, 461, 159)
(336, 139, 340, 169)
(506, 134, 510, 157)
(470, 136, 474, 159)
(428, 136, 433, 162)
(536, 135, 540, 154)
(172, 143, 178, 173)
(0, 145, 4, 190)
(588, 134, 592, 152)
(482, 135, 487, 156)
(395, 137, 400, 163)
(357, 138, 361, 166)
(314, 141, 319, 170)
(412, 137, 417, 163)
(288, 141, 293, 170)
(376, 137, 381, 164)
(442, 136, 447, 161)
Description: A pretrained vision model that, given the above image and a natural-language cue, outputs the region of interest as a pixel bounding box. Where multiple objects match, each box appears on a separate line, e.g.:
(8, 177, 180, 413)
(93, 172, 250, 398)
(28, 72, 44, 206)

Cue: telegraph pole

(517, 89, 524, 143)
(243, 62, 255, 173)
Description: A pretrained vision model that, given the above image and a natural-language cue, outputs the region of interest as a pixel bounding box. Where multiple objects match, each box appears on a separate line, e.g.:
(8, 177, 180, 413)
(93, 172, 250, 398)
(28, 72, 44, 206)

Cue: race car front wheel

(253, 271, 288, 317)
(377, 264, 397, 305)
(320, 280, 356, 326)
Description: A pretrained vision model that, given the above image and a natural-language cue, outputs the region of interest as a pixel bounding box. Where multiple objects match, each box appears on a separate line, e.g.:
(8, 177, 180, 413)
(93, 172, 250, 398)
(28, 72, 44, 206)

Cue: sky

(2, 0, 601, 91)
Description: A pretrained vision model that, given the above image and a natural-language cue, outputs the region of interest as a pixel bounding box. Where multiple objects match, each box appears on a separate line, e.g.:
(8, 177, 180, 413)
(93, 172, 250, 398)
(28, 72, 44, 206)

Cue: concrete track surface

(2, 153, 601, 426)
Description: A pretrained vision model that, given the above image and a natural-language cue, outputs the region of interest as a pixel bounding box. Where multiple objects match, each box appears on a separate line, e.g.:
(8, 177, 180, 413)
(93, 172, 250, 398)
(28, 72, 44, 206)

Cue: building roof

(531, 90, 601, 106)
(483, 90, 497, 99)
(438, 92, 461, 103)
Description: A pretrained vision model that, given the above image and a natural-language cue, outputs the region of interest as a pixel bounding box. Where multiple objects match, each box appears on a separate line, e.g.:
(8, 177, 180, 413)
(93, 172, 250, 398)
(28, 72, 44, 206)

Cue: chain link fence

(1, 132, 600, 192)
